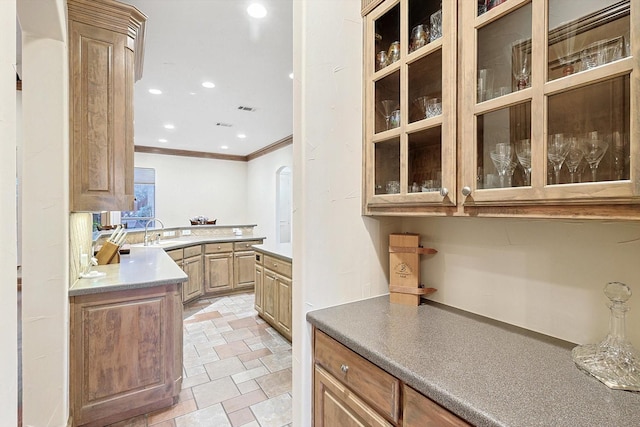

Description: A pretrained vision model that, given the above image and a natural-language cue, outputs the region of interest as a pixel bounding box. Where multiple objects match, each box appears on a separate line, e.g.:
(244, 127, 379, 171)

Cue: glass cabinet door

(460, 0, 639, 205)
(364, 0, 456, 212)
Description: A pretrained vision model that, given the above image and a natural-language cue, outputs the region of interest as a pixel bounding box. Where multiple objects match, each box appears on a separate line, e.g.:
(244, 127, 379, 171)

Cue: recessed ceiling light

(189, 92, 196, 95)
(289, 73, 294, 79)
(202, 81, 215, 89)
(149, 88, 162, 95)
(158, 138, 168, 143)
(164, 124, 175, 130)
(237, 133, 246, 139)
(247, 3, 267, 18)
(221, 145, 229, 150)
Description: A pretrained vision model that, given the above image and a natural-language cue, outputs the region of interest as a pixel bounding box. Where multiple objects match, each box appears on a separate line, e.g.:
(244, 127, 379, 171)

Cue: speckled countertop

(69, 247, 188, 296)
(306, 296, 640, 427)
(252, 243, 292, 261)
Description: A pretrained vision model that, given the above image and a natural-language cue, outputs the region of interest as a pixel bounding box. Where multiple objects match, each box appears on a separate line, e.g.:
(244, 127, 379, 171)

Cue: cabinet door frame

(234, 250, 257, 290)
(459, 0, 640, 207)
(204, 251, 234, 295)
(182, 254, 203, 302)
(363, 0, 458, 214)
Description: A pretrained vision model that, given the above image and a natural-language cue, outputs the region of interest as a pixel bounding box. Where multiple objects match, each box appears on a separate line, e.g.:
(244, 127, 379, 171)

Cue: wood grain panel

(204, 253, 233, 294)
(234, 250, 256, 290)
(277, 275, 292, 339)
(84, 298, 164, 401)
(315, 330, 400, 424)
(403, 384, 471, 427)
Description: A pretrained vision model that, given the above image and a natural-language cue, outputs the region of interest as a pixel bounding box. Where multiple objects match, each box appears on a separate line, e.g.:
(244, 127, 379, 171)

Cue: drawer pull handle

(340, 364, 349, 373)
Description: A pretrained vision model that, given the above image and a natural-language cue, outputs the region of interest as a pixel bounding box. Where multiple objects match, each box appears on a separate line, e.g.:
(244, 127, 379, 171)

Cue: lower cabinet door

(403, 384, 471, 427)
(276, 274, 292, 340)
(314, 365, 393, 427)
(263, 272, 277, 324)
(182, 255, 203, 302)
(234, 250, 256, 290)
(254, 264, 264, 314)
(204, 252, 233, 295)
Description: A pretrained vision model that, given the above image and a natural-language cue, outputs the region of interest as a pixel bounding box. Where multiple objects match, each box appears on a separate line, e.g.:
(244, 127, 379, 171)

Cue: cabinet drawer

(234, 240, 261, 251)
(263, 255, 292, 278)
(205, 242, 233, 254)
(183, 245, 202, 258)
(166, 249, 183, 262)
(314, 330, 400, 424)
(403, 384, 470, 427)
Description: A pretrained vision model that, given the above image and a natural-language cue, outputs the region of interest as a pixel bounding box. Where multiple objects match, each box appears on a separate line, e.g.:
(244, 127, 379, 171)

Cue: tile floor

(108, 292, 293, 427)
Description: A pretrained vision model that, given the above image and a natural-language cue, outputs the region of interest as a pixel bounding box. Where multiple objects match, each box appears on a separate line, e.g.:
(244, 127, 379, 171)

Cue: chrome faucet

(144, 218, 165, 246)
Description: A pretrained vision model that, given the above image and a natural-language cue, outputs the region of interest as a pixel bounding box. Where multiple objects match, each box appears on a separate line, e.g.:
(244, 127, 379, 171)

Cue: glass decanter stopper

(572, 282, 640, 391)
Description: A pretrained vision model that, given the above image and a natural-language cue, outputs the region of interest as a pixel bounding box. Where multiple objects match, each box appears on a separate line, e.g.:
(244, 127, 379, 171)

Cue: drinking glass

(413, 96, 428, 120)
(515, 139, 531, 186)
(380, 100, 398, 130)
(581, 131, 609, 182)
(389, 109, 401, 129)
(376, 51, 388, 71)
(565, 137, 584, 183)
(610, 131, 627, 181)
(490, 143, 516, 188)
(477, 68, 494, 102)
(387, 41, 401, 64)
(430, 8, 442, 42)
(410, 25, 429, 53)
(426, 97, 442, 118)
(512, 46, 530, 90)
(547, 133, 569, 185)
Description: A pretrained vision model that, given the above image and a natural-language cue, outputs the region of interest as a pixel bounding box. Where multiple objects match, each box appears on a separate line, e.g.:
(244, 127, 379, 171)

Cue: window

(121, 167, 156, 229)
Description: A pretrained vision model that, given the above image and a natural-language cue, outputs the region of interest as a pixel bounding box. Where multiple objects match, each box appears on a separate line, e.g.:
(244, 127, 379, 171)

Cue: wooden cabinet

(313, 329, 469, 427)
(67, 0, 146, 212)
(234, 241, 261, 290)
(362, 0, 458, 214)
(255, 251, 292, 341)
(70, 284, 182, 426)
(362, 0, 640, 219)
(403, 385, 470, 427)
(254, 253, 264, 315)
(204, 243, 234, 294)
(167, 246, 203, 303)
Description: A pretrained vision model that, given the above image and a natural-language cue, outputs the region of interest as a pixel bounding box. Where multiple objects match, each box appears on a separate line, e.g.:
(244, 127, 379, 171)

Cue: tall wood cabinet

(362, 0, 640, 219)
(254, 249, 292, 341)
(68, 0, 146, 212)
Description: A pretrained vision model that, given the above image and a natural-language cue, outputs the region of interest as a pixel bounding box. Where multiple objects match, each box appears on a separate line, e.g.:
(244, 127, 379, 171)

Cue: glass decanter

(572, 282, 640, 391)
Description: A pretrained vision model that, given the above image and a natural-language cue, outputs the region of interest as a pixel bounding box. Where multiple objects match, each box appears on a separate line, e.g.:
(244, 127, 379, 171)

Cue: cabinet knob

(217, 245, 221, 249)
(274, 263, 278, 267)
(340, 364, 349, 373)
(461, 186, 472, 197)
(439, 187, 448, 197)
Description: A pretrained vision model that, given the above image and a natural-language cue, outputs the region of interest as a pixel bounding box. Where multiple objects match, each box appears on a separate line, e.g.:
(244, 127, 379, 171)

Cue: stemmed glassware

(512, 46, 530, 90)
(581, 131, 609, 182)
(547, 133, 569, 184)
(490, 142, 517, 188)
(515, 139, 531, 186)
(380, 99, 398, 130)
(565, 137, 584, 183)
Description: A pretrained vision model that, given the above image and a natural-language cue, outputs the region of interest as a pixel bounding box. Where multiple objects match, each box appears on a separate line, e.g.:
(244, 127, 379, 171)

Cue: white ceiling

(127, 0, 293, 156)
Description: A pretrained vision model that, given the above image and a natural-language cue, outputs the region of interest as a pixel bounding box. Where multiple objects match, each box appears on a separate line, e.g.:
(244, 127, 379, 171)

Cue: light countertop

(307, 296, 640, 427)
(252, 243, 292, 261)
(129, 235, 266, 251)
(69, 247, 187, 296)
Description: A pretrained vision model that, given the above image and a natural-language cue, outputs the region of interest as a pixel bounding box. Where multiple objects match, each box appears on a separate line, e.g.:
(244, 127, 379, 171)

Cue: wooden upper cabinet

(68, 0, 146, 212)
(362, 0, 458, 215)
(363, 0, 640, 219)
(459, 0, 640, 215)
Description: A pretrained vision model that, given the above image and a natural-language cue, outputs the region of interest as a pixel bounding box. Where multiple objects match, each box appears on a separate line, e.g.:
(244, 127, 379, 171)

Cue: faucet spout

(144, 218, 165, 246)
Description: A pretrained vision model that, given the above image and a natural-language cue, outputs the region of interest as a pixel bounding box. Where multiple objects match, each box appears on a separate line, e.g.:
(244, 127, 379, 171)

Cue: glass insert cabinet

(362, 0, 640, 218)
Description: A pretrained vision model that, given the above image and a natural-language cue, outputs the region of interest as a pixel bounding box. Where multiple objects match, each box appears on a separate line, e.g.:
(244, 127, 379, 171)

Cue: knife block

(96, 241, 121, 265)
(389, 233, 437, 306)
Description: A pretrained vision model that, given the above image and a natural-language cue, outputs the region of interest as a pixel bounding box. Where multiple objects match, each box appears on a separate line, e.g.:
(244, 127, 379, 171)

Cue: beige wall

(18, 0, 70, 425)
(135, 152, 249, 228)
(0, 1, 18, 425)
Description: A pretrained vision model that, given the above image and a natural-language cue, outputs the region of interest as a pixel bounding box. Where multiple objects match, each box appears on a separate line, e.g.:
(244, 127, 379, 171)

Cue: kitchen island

(307, 296, 640, 426)
(69, 247, 187, 427)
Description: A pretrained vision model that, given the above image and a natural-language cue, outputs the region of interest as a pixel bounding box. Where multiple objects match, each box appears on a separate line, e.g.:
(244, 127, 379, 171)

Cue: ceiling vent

(237, 106, 256, 112)
(216, 122, 233, 127)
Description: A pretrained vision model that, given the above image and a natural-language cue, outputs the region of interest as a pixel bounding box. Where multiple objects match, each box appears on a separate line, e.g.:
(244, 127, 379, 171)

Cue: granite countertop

(252, 243, 292, 261)
(69, 247, 188, 296)
(306, 296, 640, 427)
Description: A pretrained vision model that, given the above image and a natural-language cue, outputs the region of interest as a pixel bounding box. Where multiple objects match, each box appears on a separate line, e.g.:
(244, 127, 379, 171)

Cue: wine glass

(515, 139, 531, 186)
(490, 143, 516, 188)
(581, 131, 609, 182)
(512, 45, 530, 90)
(547, 133, 569, 184)
(565, 137, 584, 183)
(413, 96, 428, 120)
(380, 99, 398, 130)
